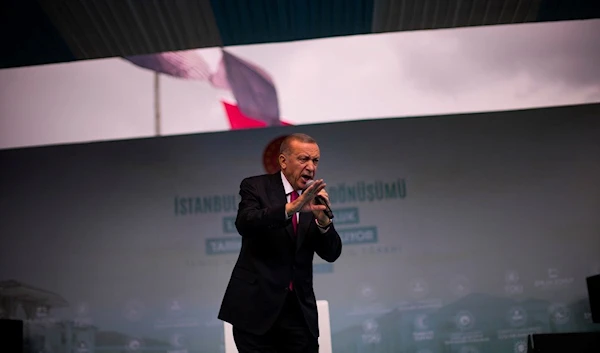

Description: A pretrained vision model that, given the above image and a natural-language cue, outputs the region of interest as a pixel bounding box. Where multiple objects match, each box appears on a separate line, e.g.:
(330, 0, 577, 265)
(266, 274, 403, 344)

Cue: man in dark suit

(218, 133, 342, 353)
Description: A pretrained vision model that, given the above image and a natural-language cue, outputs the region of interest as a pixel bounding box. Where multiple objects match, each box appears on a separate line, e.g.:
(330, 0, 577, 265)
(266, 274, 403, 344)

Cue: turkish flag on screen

(222, 101, 293, 130)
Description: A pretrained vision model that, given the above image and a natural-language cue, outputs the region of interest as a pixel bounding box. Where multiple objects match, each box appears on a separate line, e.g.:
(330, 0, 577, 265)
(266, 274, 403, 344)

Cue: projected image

(1, 19, 599, 149)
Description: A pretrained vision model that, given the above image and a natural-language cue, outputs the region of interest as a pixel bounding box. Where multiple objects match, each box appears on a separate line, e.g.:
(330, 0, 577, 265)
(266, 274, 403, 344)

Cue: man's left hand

(312, 189, 332, 226)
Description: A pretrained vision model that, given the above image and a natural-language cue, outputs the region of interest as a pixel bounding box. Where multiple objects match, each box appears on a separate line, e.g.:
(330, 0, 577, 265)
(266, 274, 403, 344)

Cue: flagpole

(154, 72, 161, 136)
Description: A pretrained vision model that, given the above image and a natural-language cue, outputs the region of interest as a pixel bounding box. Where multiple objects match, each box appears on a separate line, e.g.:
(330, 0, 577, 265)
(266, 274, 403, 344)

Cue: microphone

(305, 180, 334, 219)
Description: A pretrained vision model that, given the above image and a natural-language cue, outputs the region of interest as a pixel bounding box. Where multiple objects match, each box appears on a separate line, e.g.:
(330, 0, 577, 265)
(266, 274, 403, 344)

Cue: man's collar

(280, 171, 302, 195)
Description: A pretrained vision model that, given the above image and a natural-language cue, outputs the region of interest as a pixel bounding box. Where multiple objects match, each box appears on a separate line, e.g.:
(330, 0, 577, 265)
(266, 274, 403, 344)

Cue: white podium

(223, 300, 332, 353)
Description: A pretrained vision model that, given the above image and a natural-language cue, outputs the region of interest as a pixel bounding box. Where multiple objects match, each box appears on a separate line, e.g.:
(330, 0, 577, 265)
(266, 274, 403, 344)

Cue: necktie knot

(290, 190, 299, 202)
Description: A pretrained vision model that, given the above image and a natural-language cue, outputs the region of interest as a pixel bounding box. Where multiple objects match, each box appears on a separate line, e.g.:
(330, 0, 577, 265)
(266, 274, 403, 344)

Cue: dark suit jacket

(218, 172, 342, 338)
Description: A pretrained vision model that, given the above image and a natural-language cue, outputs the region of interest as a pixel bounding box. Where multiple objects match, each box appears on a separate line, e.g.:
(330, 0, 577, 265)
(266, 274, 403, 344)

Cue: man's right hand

(285, 179, 327, 216)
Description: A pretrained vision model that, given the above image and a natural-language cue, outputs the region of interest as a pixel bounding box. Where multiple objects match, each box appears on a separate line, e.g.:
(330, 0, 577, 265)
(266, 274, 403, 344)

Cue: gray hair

(279, 133, 317, 155)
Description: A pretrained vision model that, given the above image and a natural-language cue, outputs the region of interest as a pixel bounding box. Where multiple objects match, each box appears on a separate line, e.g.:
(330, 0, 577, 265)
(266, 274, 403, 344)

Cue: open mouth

(301, 175, 312, 183)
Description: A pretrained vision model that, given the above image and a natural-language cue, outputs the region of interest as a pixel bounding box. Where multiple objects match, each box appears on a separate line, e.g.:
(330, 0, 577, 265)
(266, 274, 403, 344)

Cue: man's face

(280, 140, 320, 190)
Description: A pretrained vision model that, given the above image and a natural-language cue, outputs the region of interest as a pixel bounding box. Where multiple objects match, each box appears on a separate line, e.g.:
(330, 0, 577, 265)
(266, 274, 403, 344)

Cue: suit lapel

(267, 173, 295, 240)
(296, 211, 312, 251)
(267, 172, 313, 247)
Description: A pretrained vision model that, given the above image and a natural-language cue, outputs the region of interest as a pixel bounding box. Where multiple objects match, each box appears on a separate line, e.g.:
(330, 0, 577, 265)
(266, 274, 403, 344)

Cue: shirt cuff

(315, 219, 331, 233)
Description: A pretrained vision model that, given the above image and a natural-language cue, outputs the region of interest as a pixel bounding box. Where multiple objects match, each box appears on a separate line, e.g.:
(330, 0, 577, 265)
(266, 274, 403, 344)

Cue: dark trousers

(233, 292, 319, 353)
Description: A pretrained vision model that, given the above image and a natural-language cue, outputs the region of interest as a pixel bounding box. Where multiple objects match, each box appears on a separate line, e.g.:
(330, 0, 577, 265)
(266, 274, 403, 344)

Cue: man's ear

(278, 154, 286, 169)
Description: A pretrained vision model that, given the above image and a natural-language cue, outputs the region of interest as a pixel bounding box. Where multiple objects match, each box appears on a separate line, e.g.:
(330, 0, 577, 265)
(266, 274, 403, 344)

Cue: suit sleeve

(235, 178, 288, 237)
(313, 223, 342, 263)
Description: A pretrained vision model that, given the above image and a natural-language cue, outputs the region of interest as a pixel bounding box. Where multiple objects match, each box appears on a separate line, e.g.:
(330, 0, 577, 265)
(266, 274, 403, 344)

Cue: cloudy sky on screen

(0, 19, 599, 149)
